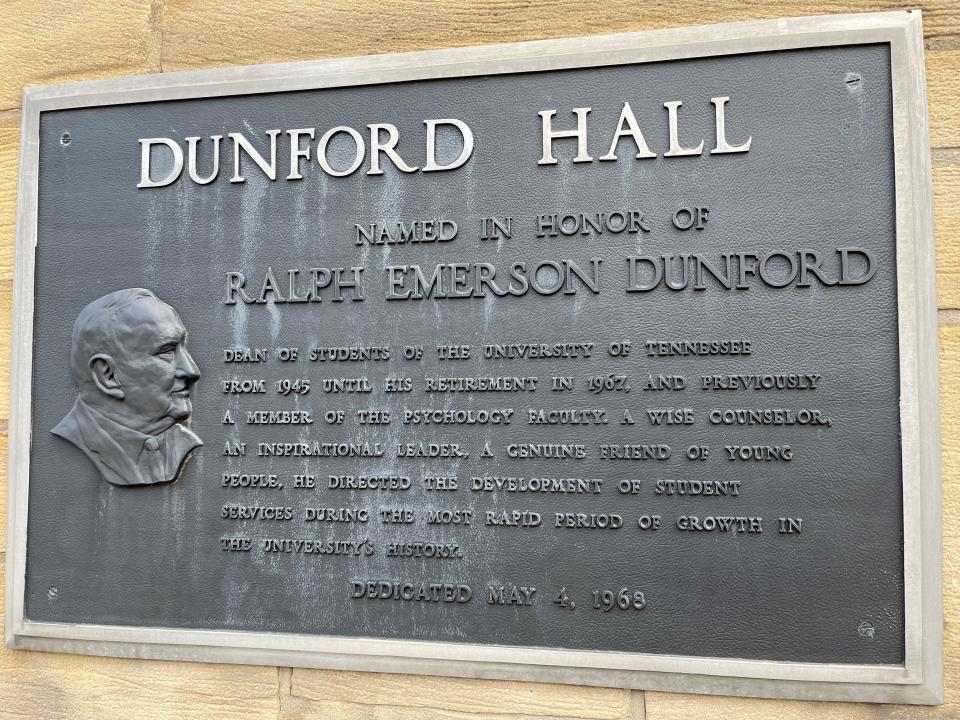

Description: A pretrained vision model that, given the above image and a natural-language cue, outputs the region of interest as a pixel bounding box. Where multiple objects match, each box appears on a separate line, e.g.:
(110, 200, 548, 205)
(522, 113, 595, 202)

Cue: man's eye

(156, 345, 176, 356)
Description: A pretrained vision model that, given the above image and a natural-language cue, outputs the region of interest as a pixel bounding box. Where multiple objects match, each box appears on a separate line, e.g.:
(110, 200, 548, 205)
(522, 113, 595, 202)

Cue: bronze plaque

(6, 12, 942, 704)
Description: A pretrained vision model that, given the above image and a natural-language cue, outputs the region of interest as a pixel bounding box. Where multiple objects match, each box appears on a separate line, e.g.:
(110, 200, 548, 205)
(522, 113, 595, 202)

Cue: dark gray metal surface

(24, 44, 903, 664)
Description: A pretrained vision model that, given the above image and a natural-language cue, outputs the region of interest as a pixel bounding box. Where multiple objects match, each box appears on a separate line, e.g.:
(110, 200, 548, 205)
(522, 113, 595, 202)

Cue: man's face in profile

(54, 289, 205, 486)
(114, 298, 200, 435)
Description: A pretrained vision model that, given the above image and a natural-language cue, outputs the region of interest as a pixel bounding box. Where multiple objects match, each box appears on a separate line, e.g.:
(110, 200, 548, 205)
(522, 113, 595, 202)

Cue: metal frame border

(5, 10, 942, 705)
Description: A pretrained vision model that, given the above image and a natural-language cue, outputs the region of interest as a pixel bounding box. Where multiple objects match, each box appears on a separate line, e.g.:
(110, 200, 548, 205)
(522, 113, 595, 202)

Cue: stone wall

(0, 2, 957, 717)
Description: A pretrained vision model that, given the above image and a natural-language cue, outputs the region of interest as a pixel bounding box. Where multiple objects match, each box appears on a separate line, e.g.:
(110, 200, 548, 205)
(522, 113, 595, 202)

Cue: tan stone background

(0, 1, 957, 718)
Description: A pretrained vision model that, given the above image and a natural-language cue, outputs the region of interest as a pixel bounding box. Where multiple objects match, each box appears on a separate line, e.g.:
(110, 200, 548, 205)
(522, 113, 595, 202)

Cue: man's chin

(168, 399, 193, 424)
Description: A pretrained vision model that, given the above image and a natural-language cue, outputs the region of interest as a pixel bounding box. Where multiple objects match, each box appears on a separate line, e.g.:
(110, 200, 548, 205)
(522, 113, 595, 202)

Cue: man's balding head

(71, 288, 200, 435)
(71, 288, 158, 388)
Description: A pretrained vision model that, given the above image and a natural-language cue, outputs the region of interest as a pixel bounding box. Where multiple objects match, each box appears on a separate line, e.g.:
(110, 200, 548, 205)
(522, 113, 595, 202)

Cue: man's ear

(89, 354, 125, 399)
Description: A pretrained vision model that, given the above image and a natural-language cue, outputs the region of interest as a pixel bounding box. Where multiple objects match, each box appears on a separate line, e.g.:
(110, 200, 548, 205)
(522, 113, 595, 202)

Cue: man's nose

(175, 346, 201, 381)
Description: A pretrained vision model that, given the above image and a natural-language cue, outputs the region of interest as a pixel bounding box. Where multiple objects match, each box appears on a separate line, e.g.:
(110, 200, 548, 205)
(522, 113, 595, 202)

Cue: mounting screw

(47, 586, 58, 600)
(59, 132, 71, 146)
(844, 73, 862, 93)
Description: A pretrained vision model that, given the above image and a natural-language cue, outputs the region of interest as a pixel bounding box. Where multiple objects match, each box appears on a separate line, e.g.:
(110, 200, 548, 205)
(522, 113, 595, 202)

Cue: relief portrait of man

(51, 288, 203, 486)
